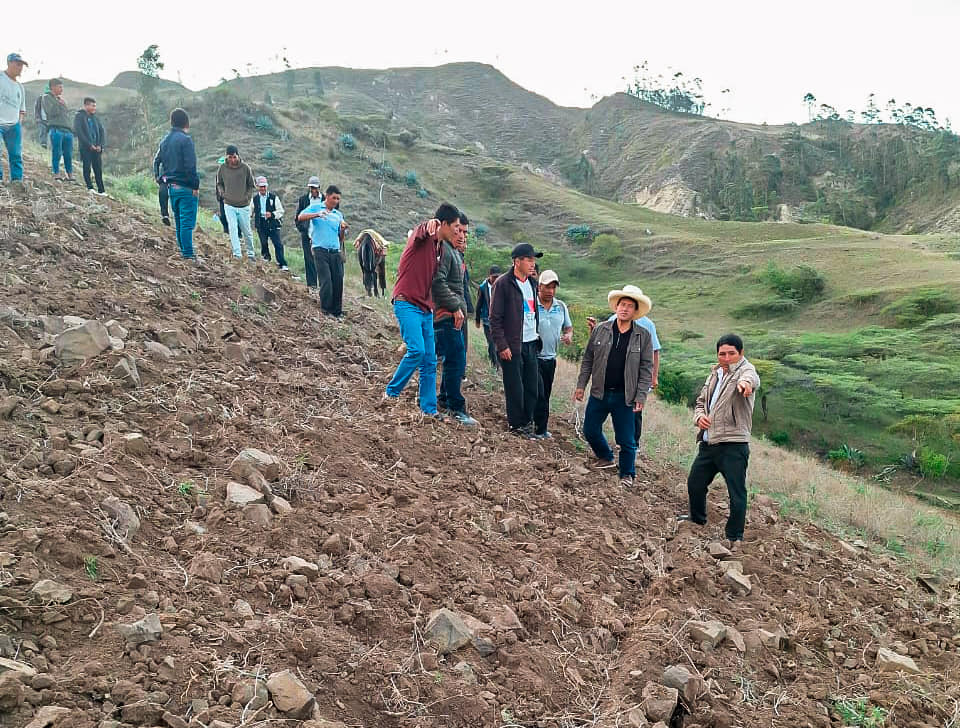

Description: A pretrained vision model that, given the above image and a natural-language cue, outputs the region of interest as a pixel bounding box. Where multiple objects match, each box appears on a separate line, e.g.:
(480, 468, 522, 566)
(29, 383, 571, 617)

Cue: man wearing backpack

(252, 176, 288, 270)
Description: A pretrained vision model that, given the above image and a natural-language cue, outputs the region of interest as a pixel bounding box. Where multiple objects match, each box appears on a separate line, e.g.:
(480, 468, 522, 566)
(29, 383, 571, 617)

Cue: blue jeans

(169, 185, 198, 259)
(49, 128, 73, 175)
(386, 301, 438, 414)
(583, 391, 637, 478)
(0, 122, 23, 180)
(435, 318, 467, 413)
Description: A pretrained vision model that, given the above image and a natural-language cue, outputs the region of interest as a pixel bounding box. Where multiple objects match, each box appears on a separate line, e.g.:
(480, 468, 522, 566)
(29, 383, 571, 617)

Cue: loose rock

(102, 496, 141, 540)
(30, 580, 73, 604)
(231, 448, 282, 481)
(55, 321, 110, 363)
(876, 647, 921, 674)
(187, 553, 223, 583)
(266, 669, 315, 718)
(425, 608, 474, 654)
(641, 681, 678, 723)
(116, 613, 163, 644)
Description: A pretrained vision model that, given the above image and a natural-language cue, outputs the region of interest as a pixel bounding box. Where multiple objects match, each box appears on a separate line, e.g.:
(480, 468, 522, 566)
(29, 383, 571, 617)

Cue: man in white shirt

(0, 53, 27, 184)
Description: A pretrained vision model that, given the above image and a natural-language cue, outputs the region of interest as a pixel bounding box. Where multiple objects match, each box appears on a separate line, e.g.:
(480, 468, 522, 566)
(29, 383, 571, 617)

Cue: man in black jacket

(294, 176, 322, 288)
(155, 108, 200, 260)
(489, 243, 543, 437)
(73, 97, 105, 194)
(252, 176, 288, 270)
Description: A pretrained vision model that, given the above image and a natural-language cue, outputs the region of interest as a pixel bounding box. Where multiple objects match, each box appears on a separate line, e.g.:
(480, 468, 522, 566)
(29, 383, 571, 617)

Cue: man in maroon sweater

(383, 203, 461, 417)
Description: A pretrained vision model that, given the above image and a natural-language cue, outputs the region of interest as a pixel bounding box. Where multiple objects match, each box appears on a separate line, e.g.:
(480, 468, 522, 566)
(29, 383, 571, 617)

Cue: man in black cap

(294, 176, 322, 288)
(489, 243, 543, 437)
(475, 264, 501, 370)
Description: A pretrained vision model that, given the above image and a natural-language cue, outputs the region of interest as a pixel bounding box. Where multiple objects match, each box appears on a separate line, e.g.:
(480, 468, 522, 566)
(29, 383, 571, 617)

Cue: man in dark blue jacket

(73, 97, 105, 194)
(155, 108, 200, 260)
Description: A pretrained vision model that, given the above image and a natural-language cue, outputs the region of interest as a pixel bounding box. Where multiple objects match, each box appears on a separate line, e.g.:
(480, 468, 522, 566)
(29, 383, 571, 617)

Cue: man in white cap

(574, 285, 654, 487)
(294, 176, 322, 288)
(0, 53, 27, 185)
(252, 176, 288, 270)
(533, 270, 572, 438)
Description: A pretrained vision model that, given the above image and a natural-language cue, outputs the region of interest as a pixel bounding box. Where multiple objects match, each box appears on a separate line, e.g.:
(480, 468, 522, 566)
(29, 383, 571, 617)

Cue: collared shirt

(702, 368, 725, 442)
(304, 204, 343, 250)
(258, 193, 269, 215)
(537, 297, 572, 360)
(0, 73, 25, 126)
(516, 277, 538, 342)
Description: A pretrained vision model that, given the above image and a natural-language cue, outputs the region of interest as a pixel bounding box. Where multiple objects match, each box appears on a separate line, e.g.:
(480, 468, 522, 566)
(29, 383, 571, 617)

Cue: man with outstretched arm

(490, 243, 543, 438)
(382, 203, 462, 419)
(678, 333, 761, 552)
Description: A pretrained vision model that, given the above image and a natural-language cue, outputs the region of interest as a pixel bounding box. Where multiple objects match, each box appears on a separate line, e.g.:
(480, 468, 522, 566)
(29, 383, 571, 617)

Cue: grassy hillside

(34, 65, 960, 504)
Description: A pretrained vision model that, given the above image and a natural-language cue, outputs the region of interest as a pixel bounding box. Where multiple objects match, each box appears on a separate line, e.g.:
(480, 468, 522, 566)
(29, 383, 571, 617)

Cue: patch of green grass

(833, 696, 887, 727)
(84, 555, 99, 580)
(177, 481, 195, 497)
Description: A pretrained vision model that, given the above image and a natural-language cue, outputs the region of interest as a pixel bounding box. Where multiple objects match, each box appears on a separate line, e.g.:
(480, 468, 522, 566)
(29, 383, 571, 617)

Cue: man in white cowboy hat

(252, 175, 288, 270)
(574, 285, 655, 487)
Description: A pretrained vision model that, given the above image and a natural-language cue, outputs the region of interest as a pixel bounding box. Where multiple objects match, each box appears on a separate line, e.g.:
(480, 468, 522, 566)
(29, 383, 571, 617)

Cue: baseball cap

(488, 265, 502, 275)
(255, 176, 268, 187)
(7, 53, 27, 66)
(510, 243, 543, 259)
(225, 144, 239, 156)
(307, 176, 321, 188)
(539, 269, 559, 286)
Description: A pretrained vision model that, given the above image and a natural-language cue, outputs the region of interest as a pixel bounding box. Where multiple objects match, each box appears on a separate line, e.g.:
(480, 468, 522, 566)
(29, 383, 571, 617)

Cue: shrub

(405, 170, 419, 188)
(881, 289, 958, 327)
(919, 448, 948, 478)
(416, 188, 429, 199)
(565, 224, 594, 244)
(474, 223, 489, 240)
(262, 147, 276, 161)
(397, 129, 418, 147)
(339, 133, 356, 151)
(656, 368, 698, 406)
(254, 114, 275, 133)
(678, 329, 704, 342)
(758, 262, 825, 303)
(769, 430, 790, 446)
(827, 444, 866, 470)
(375, 161, 396, 180)
(590, 234, 623, 264)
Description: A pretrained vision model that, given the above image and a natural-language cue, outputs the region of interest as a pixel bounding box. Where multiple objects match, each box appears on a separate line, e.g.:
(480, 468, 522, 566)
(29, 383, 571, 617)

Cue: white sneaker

(280, 265, 289, 271)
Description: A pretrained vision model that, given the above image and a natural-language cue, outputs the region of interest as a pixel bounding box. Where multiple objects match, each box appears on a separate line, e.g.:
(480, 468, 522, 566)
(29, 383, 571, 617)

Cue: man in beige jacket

(680, 333, 760, 551)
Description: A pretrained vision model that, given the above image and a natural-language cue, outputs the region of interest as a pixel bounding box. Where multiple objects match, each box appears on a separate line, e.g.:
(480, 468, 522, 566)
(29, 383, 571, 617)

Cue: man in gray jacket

(680, 333, 761, 551)
(574, 285, 654, 487)
(432, 218, 476, 426)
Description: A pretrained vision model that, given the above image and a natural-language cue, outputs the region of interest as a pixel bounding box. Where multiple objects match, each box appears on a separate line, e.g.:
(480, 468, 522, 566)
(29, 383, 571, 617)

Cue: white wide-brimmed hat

(607, 285, 652, 320)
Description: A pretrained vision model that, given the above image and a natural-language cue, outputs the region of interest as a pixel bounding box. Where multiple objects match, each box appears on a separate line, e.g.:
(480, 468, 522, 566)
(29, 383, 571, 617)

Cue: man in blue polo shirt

(533, 270, 573, 438)
(297, 184, 348, 317)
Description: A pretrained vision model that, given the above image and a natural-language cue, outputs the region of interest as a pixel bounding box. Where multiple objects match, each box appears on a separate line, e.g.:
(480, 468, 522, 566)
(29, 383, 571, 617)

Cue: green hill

(25, 62, 960, 503)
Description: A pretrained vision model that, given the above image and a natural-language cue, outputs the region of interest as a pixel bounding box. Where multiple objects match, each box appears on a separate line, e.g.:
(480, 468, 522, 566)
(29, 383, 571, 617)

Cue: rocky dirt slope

(0, 165, 959, 728)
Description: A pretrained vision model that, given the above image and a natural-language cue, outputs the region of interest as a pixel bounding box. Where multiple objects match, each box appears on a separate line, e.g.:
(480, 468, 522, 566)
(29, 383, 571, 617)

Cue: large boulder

(55, 321, 110, 363)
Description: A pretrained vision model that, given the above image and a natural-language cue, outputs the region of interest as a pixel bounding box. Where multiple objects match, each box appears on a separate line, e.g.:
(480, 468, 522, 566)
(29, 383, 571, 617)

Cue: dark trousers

(533, 357, 557, 435)
(501, 341, 539, 429)
(313, 247, 344, 316)
(257, 226, 287, 267)
(635, 410, 643, 448)
(300, 233, 318, 288)
(482, 323, 499, 369)
(218, 197, 230, 233)
(80, 148, 104, 192)
(435, 318, 467, 413)
(158, 181, 169, 219)
(583, 391, 637, 478)
(687, 442, 750, 541)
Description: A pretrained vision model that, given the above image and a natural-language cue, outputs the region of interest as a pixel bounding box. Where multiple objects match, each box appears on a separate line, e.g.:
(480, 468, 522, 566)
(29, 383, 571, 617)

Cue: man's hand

(586, 316, 597, 332)
(696, 416, 711, 429)
(651, 377, 659, 389)
(573, 388, 584, 402)
(265, 211, 272, 219)
(561, 331, 573, 345)
(426, 218, 440, 236)
(453, 310, 465, 330)
(499, 347, 512, 362)
(474, 320, 480, 330)
(633, 402, 644, 413)
(737, 381, 754, 397)
(192, 189, 199, 197)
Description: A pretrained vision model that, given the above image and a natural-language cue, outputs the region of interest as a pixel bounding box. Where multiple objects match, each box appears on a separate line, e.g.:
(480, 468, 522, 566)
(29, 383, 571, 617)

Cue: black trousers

(686, 442, 750, 541)
(158, 181, 169, 218)
(482, 323, 499, 369)
(257, 226, 287, 267)
(313, 247, 344, 316)
(218, 197, 229, 233)
(80, 148, 104, 192)
(533, 357, 557, 435)
(634, 410, 643, 447)
(300, 233, 318, 288)
(501, 341, 540, 429)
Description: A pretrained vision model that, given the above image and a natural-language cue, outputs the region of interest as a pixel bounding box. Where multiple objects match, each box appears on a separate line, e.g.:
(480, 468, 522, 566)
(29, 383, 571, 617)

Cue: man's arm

(153, 144, 163, 181)
(245, 167, 256, 199)
(215, 167, 225, 199)
(72, 112, 90, 149)
(273, 197, 284, 219)
(632, 331, 655, 409)
(431, 246, 464, 313)
(693, 371, 713, 427)
(475, 286, 486, 325)
(488, 280, 509, 354)
(183, 138, 200, 190)
(574, 326, 598, 397)
(651, 350, 661, 388)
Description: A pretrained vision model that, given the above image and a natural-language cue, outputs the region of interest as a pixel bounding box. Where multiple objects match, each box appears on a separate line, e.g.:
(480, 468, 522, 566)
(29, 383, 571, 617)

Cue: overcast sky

(10, 0, 960, 126)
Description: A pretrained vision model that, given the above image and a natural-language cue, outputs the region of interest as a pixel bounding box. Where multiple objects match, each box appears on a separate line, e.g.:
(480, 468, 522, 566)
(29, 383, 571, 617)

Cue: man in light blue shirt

(297, 184, 348, 317)
(533, 270, 573, 438)
(589, 310, 661, 448)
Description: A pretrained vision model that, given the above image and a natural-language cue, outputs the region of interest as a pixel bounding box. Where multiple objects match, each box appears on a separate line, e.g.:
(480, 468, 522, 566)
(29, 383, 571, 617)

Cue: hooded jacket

(73, 109, 105, 151)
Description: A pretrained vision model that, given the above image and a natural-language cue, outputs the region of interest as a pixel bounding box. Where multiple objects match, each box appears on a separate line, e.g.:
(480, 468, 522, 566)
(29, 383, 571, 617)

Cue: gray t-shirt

(0, 73, 25, 126)
(537, 298, 572, 359)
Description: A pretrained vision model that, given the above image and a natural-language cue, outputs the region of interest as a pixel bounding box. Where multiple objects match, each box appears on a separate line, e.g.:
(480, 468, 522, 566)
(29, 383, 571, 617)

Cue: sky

(8, 0, 960, 126)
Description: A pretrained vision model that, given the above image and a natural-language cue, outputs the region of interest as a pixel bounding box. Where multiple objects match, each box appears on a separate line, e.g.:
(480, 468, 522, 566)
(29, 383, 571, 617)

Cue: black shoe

(162, 216, 171, 226)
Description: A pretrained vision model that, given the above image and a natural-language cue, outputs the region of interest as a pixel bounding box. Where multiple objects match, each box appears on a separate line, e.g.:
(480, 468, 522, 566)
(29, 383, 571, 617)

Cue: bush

(733, 298, 801, 318)
(656, 368, 698, 406)
(565, 224, 594, 244)
(769, 430, 790, 446)
(474, 223, 489, 240)
(405, 170, 419, 188)
(881, 289, 959, 327)
(375, 161, 397, 180)
(416, 188, 429, 199)
(919, 448, 949, 478)
(758, 262, 825, 303)
(827, 444, 866, 470)
(262, 147, 276, 161)
(678, 329, 704, 342)
(339, 133, 356, 151)
(254, 114, 275, 133)
(590, 234, 623, 265)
